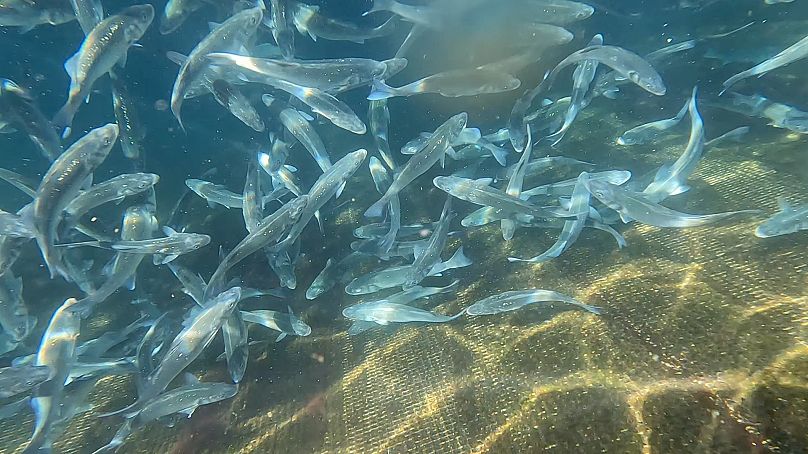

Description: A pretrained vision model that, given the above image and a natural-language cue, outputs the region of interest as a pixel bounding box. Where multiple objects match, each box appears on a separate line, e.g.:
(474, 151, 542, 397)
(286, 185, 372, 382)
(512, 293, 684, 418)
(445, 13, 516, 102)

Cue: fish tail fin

(444, 246, 472, 269)
(485, 142, 509, 166)
(720, 71, 749, 95)
(367, 79, 394, 101)
(363, 0, 394, 16)
(171, 97, 186, 133)
(364, 196, 388, 218)
(52, 101, 77, 137)
(373, 16, 398, 35)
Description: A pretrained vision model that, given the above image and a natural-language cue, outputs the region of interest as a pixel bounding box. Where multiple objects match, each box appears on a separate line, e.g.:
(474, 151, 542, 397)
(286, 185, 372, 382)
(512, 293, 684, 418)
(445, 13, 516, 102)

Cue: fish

(508, 172, 591, 263)
(500, 127, 533, 240)
(259, 80, 367, 134)
(365, 112, 467, 217)
(69, 0, 104, 35)
(0, 210, 34, 238)
(23, 298, 81, 454)
(369, 99, 396, 170)
(159, 0, 208, 34)
(351, 238, 429, 259)
(0, 79, 63, 161)
(709, 92, 808, 134)
(585, 179, 760, 228)
(63, 173, 159, 227)
(465, 289, 600, 316)
(170, 7, 263, 131)
(0, 0, 75, 32)
(209, 79, 265, 132)
(291, 2, 397, 43)
(108, 288, 241, 416)
(273, 149, 367, 251)
(70, 206, 158, 316)
(509, 45, 666, 151)
(642, 87, 703, 203)
(204, 196, 307, 300)
(221, 308, 248, 383)
(401, 127, 481, 155)
(345, 247, 470, 295)
(53, 5, 155, 133)
(268, 244, 298, 290)
(617, 96, 689, 145)
(508, 22, 575, 49)
(545, 34, 603, 146)
(368, 69, 521, 100)
(520, 0, 595, 24)
(0, 270, 36, 342)
(241, 308, 311, 341)
(363, 0, 447, 29)
(305, 252, 371, 300)
(521, 170, 631, 198)
(342, 300, 464, 325)
(31, 123, 118, 280)
(208, 53, 405, 94)
(433, 176, 571, 220)
(755, 198, 808, 238)
(109, 71, 146, 161)
(186, 179, 248, 209)
(384, 280, 459, 306)
(368, 156, 398, 254)
(354, 222, 440, 240)
(500, 156, 595, 182)
(404, 196, 454, 288)
(721, 32, 808, 94)
(269, 99, 332, 172)
(0, 364, 51, 399)
(93, 377, 238, 453)
(269, 0, 295, 59)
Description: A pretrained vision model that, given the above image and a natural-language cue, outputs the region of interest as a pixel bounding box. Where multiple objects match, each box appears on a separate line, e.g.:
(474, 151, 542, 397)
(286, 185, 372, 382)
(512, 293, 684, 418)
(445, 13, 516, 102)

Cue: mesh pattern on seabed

(1, 133, 807, 454)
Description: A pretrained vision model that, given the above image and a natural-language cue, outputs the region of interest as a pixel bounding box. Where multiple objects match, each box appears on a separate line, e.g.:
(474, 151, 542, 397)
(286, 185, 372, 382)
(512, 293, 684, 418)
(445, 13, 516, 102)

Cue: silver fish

(32, 123, 118, 280)
(710, 92, 808, 134)
(345, 247, 470, 295)
(292, 3, 397, 43)
(305, 252, 370, 300)
(643, 87, 703, 202)
(545, 34, 603, 146)
(71, 206, 157, 316)
(755, 198, 808, 238)
(271, 99, 332, 172)
(368, 156, 398, 254)
(64, 173, 159, 226)
(0, 0, 75, 32)
(501, 127, 533, 240)
(368, 69, 521, 100)
(111, 288, 241, 416)
(384, 280, 459, 306)
(521, 170, 631, 198)
(269, 0, 295, 59)
(617, 97, 689, 145)
(274, 150, 367, 250)
(170, 7, 263, 130)
(24, 298, 81, 453)
(363, 0, 447, 29)
(509, 172, 590, 263)
(186, 178, 246, 209)
(159, 0, 208, 34)
(722, 33, 808, 94)
(354, 222, 439, 240)
(53, 5, 155, 132)
(0, 79, 63, 161)
(365, 113, 467, 217)
(222, 308, 248, 383)
(204, 196, 307, 300)
(210, 79, 265, 132)
(0, 270, 36, 342)
(241, 308, 311, 341)
(404, 196, 454, 288)
(369, 99, 396, 170)
(433, 176, 570, 220)
(520, 0, 594, 25)
(109, 71, 146, 161)
(259, 81, 366, 134)
(465, 289, 600, 316)
(0, 210, 34, 238)
(587, 179, 760, 228)
(343, 300, 463, 325)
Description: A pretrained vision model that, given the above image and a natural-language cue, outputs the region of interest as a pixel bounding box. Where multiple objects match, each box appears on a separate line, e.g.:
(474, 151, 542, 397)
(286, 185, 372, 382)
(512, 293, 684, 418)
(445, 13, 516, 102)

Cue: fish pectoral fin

(118, 51, 128, 68)
(166, 51, 188, 66)
(178, 405, 198, 418)
(64, 51, 80, 81)
(275, 332, 287, 342)
(124, 274, 136, 291)
(669, 184, 690, 196)
(776, 196, 792, 211)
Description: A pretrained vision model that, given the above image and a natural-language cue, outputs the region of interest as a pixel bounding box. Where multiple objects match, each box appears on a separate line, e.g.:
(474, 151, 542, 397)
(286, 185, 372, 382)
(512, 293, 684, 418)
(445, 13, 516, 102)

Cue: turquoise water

(0, 1, 807, 453)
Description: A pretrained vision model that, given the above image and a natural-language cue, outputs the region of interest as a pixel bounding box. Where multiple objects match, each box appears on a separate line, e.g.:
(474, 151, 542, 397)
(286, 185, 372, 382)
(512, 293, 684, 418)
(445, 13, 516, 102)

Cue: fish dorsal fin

(162, 226, 178, 236)
(166, 51, 188, 66)
(208, 21, 221, 31)
(776, 196, 792, 211)
(473, 178, 493, 187)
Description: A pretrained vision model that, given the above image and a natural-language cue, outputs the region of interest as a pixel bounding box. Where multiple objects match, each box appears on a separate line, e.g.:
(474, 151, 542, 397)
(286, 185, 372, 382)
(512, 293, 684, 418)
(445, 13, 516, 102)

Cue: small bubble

(154, 99, 168, 111)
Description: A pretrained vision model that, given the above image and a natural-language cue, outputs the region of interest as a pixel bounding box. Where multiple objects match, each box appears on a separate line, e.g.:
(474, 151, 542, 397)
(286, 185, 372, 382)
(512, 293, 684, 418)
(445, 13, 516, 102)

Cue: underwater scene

(0, 0, 807, 452)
